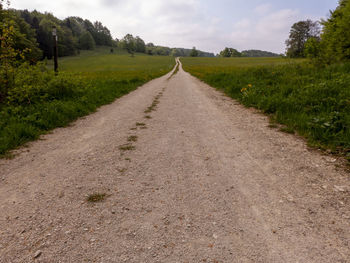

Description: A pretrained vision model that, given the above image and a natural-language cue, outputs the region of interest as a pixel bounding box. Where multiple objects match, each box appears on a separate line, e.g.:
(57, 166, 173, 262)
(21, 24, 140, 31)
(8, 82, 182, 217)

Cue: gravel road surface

(0, 59, 349, 262)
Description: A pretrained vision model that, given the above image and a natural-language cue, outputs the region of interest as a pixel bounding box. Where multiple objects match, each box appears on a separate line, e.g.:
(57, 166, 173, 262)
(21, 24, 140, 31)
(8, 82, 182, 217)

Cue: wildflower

(247, 84, 252, 88)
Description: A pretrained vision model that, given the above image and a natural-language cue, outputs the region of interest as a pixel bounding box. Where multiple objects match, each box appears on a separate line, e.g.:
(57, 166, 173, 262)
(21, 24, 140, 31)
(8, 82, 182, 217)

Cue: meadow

(0, 47, 175, 156)
(181, 57, 350, 160)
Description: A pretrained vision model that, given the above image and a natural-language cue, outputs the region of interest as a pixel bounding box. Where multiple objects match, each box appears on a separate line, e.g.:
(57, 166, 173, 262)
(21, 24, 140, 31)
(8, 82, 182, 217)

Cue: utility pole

(52, 26, 58, 74)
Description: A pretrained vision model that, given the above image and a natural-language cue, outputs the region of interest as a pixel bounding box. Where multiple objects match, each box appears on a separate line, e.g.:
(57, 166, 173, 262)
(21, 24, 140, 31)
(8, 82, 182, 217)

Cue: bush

(5, 63, 83, 106)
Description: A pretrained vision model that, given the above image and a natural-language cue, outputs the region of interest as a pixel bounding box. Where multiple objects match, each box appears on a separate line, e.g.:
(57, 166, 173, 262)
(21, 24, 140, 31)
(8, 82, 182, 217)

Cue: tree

(241, 50, 279, 57)
(190, 46, 198, 57)
(11, 10, 42, 62)
(285, 20, 320, 58)
(219, 47, 241, 57)
(120, 34, 135, 54)
(304, 37, 321, 59)
(321, 0, 350, 62)
(93, 21, 112, 46)
(0, 0, 33, 101)
(220, 47, 230, 57)
(134, 36, 145, 53)
(64, 17, 84, 38)
(79, 31, 95, 50)
(171, 48, 182, 57)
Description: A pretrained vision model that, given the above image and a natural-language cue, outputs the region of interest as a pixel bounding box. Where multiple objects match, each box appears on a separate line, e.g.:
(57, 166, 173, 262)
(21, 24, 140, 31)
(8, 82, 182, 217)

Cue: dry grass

(87, 193, 106, 203)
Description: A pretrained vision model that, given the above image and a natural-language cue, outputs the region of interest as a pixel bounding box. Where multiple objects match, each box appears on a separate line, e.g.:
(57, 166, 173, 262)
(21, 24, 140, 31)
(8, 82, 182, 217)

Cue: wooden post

(52, 26, 58, 74)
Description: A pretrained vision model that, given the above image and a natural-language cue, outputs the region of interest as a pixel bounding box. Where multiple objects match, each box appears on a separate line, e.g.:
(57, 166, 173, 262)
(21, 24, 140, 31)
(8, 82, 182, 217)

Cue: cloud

(227, 9, 302, 53)
(234, 19, 251, 30)
(94, 0, 221, 51)
(254, 3, 273, 16)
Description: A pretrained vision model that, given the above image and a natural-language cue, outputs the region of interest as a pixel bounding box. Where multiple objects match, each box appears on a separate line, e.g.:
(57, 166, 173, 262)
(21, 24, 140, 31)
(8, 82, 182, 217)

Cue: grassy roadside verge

(181, 57, 350, 161)
(0, 54, 175, 157)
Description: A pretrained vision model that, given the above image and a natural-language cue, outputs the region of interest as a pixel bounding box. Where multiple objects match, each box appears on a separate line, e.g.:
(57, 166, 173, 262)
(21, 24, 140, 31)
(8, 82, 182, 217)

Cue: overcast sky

(11, 0, 339, 54)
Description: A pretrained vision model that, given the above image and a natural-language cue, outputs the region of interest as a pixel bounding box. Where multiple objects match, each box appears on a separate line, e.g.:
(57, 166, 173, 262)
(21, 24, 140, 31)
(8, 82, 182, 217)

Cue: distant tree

(241, 50, 279, 57)
(154, 46, 171, 56)
(285, 20, 320, 58)
(171, 48, 181, 57)
(112, 38, 119, 47)
(219, 47, 241, 57)
(220, 47, 230, 57)
(59, 25, 77, 56)
(79, 31, 95, 50)
(64, 17, 84, 38)
(146, 47, 153, 55)
(190, 47, 198, 57)
(120, 34, 135, 54)
(134, 36, 146, 53)
(10, 10, 42, 61)
(93, 21, 112, 46)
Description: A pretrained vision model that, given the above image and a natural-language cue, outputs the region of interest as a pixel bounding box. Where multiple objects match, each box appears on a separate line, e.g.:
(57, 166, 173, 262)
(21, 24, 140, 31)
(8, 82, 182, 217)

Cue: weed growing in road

(144, 91, 163, 114)
(119, 143, 136, 151)
(118, 168, 127, 173)
(127, 135, 138, 142)
(168, 62, 180, 80)
(144, 115, 152, 119)
(144, 108, 152, 114)
(87, 193, 106, 203)
(136, 122, 146, 127)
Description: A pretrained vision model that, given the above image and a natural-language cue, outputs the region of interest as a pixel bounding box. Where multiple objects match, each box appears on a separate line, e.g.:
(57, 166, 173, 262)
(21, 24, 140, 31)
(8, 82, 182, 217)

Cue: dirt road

(0, 59, 349, 262)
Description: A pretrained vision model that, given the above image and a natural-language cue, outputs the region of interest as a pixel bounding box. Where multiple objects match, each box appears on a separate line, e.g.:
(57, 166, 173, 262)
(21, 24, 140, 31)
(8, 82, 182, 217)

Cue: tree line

(118, 36, 214, 57)
(0, 5, 215, 63)
(218, 48, 280, 58)
(9, 9, 115, 61)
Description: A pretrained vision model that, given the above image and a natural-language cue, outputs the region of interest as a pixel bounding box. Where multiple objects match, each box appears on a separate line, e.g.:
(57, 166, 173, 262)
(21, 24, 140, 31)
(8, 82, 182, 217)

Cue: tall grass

(182, 57, 350, 160)
(0, 50, 175, 156)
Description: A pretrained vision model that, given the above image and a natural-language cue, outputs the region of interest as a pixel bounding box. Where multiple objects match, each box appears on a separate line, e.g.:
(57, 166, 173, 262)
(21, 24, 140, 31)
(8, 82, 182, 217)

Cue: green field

(48, 46, 173, 73)
(0, 48, 175, 156)
(181, 57, 299, 68)
(182, 57, 350, 160)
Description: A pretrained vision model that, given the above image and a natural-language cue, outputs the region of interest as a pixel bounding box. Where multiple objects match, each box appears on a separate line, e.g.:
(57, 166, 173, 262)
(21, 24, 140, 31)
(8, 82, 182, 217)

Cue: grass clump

(168, 62, 180, 80)
(144, 94, 162, 114)
(127, 135, 138, 142)
(87, 193, 106, 203)
(182, 57, 350, 158)
(119, 143, 136, 151)
(136, 122, 146, 127)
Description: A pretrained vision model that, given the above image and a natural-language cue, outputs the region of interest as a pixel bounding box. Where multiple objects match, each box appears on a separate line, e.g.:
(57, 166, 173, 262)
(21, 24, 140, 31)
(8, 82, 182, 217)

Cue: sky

(11, 0, 339, 54)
